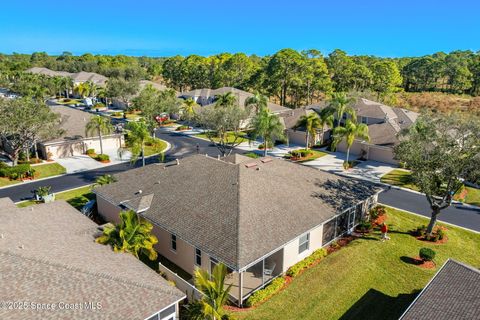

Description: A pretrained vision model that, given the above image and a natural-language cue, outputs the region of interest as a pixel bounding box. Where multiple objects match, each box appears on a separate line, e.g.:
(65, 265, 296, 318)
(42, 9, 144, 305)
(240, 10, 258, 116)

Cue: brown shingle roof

(95, 155, 381, 270)
(45, 105, 93, 143)
(401, 259, 480, 320)
(0, 199, 184, 320)
(26, 67, 108, 86)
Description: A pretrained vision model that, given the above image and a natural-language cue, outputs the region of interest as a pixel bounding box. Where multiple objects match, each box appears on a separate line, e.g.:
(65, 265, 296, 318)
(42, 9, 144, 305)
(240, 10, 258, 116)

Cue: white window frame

(298, 233, 310, 254)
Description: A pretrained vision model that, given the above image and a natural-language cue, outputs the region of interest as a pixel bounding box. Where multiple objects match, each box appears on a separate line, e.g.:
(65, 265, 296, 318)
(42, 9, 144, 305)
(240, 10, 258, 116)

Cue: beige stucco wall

(281, 224, 323, 273)
(41, 134, 124, 159)
(368, 145, 398, 165)
(96, 195, 122, 224)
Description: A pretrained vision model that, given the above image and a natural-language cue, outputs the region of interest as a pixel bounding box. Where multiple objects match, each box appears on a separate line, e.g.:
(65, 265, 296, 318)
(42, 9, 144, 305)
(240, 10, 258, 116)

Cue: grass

(287, 149, 328, 163)
(381, 169, 480, 206)
(110, 113, 142, 120)
(196, 131, 249, 144)
(233, 207, 480, 320)
(17, 185, 94, 209)
(244, 152, 261, 159)
(56, 98, 82, 105)
(0, 163, 66, 187)
(144, 138, 168, 156)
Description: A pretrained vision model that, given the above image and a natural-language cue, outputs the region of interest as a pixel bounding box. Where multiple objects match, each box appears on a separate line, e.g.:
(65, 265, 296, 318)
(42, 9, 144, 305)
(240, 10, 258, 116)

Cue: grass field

(381, 169, 480, 206)
(56, 98, 82, 105)
(232, 207, 480, 320)
(196, 131, 249, 144)
(289, 149, 328, 163)
(17, 185, 94, 209)
(0, 163, 66, 187)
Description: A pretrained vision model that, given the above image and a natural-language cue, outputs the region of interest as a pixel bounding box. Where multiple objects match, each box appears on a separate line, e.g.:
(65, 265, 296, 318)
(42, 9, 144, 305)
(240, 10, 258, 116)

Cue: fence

(159, 262, 204, 301)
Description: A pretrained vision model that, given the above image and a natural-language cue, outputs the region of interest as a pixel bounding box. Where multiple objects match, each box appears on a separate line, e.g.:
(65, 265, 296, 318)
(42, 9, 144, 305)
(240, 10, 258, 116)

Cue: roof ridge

(447, 258, 480, 274)
(235, 164, 242, 267)
(0, 250, 179, 296)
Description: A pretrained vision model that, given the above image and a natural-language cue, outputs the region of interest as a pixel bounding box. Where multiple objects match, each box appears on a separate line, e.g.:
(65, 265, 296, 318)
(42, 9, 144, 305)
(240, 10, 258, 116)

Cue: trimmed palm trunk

(263, 136, 268, 156)
(98, 128, 104, 155)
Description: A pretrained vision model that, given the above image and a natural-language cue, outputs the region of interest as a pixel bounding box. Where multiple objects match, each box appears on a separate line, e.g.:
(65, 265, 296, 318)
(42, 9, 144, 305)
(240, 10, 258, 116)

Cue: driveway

(302, 150, 396, 183)
(56, 148, 132, 173)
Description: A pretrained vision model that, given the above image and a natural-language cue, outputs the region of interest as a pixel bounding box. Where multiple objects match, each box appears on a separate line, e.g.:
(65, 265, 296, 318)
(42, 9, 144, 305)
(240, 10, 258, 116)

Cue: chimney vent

(136, 190, 143, 195)
(176, 159, 180, 165)
(245, 162, 258, 168)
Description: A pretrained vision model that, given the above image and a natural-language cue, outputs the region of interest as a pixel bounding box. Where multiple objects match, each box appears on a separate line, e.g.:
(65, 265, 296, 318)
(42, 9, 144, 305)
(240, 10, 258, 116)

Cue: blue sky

(1, 0, 479, 57)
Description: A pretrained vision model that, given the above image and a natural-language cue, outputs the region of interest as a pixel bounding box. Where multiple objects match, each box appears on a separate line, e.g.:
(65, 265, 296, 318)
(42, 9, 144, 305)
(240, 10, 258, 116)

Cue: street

(1, 131, 479, 232)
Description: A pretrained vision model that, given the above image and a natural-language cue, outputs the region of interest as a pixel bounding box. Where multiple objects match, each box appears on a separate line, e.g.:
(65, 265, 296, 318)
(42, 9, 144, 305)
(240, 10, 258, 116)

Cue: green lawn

(381, 169, 480, 206)
(56, 98, 82, 105)
(196, 131, 249, 144)
(17, 185, 94, 209)
(0, 163, 66, 187)
(233, 207, 480, 320)
(292, 149, 328, 163)
(380, 169, 419, 191)
(144, 139, 168, 156)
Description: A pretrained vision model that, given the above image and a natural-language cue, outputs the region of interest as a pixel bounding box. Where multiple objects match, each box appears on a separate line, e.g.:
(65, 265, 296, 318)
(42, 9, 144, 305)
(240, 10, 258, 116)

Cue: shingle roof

(279, 107, 319, 130)
(400, 259, 480, 320)
(95, 155, 381, 270)
(26, 67, 107, 86)
(180, 87, 290, 114)
(0, 199, 184, 320)
(45, 105, 93, 143)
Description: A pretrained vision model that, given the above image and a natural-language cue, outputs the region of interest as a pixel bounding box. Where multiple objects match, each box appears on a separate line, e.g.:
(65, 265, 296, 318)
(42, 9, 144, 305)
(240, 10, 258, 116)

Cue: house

(278, 106, 329, 147)
(400, 259, 480, 320)
(179, 87, 290, 115)
(26, 67, 108, 87)
(311, 98, 419, 165)
(94, 154, 382, 306)
(38, 105, 123, 159)
(111, 80, 170, 110)
(0, 198, 185, 320)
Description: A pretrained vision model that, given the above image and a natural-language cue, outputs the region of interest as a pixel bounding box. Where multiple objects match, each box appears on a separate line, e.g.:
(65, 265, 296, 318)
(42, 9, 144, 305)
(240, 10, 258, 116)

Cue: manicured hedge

(286, 248, 328, 277)
(290, 149, 313, 158)
(419, 248, 436, 261)
(86, 148, 96, 155)
(246, 277, 286, 307)
(95, 154, 110, 162)
(0, 163, 33, 180)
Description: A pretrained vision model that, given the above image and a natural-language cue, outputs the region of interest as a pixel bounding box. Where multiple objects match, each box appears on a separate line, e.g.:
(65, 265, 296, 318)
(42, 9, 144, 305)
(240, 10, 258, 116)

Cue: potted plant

(35, 186, 55, 203)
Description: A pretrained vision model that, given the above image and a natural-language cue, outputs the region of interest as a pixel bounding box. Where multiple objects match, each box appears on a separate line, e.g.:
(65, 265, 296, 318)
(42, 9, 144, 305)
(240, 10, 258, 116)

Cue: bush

(369, 205, 386, 221)
(175, 125, 191, 131)
(95, 154, 110, 162)
(356, 220, 372, 233)
(290, 149, 312, 158)
(86, 149, 96, 155)
(244, 152, 260, 159)
(94, 103, 105, 109)
(419, 248, 436, 262)
(0, 163, 33, 180)
(286, 248, 328, 277)
(412, 225, 446, 242)
(258, 141, 273, 150)
(112, 112, 122, 117)
(246, 277, 286, 307)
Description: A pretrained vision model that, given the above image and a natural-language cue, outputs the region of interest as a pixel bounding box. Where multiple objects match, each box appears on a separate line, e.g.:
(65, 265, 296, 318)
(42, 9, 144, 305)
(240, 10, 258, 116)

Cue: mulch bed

(414, 226, 449, 244)
(327, 235, 356, 254)
(413, 256, 436, 269)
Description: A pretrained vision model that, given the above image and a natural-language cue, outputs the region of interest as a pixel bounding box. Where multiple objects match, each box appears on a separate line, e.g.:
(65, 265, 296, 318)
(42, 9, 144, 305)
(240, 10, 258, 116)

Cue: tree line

(1, 49, 479, 108)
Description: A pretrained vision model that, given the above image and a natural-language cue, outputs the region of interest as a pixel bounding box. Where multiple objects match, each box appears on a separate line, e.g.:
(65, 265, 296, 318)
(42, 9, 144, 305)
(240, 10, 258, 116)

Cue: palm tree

(126, 121, 150, 167)
(245, 92, 268, 114)
(214, 92, 237, 108)
(181, 98, 198, 122)
(94, 174, 117, 187)
(331, 119, 370, 168)
(322, 92, 356, 128)
(251, 107, 285, 156)
(190, 263, 232, 320)
(85, 115, 114, 155)
(295, 112, 323, 149)
(96, 210, 158, 260)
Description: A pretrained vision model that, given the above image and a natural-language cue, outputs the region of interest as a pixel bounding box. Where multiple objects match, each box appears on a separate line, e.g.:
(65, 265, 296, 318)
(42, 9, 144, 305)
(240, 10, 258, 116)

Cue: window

(298, 233, 310, 254)
(170, 234, 177, 251)
(195, 248, 202, 266)
(322, 218, 336, 245)
(361, 117, 368, 124)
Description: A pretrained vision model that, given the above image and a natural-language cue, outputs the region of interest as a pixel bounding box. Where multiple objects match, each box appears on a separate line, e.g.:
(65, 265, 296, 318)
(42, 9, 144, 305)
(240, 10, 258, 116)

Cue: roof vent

(135, 190, 143, 195)
(176, 159, 180, 165)
(19, 244, 24, 249)
(0, 234, 4, 239)
(261, 158, 273, 163)
(245, 162, 258, 168)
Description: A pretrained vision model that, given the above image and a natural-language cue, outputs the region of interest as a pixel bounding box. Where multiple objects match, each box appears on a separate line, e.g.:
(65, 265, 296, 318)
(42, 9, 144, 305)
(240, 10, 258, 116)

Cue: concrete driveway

(302, 149, 396, 183)
(56, 148, 132, 173)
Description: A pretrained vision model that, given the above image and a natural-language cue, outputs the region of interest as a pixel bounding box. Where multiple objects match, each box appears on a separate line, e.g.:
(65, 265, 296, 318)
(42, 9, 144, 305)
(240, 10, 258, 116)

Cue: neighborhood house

(94, 154, 382, 306)
(0, 198, 185, 320)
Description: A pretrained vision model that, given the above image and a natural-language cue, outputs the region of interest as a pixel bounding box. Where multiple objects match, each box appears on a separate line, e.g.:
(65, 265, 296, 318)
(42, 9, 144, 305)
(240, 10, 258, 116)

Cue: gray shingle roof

(95, 155, 381, 270)
(46, 105, 93, 143)
(0, 199, 184, 320)
(26, 67, 108, 86)
(401, 259, 480, 320)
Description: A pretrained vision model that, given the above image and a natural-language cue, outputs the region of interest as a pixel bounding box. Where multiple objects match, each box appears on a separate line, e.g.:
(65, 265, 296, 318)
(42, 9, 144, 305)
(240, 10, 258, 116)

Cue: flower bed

(411, 225, 448, 244)
(175, 125, 191, 131)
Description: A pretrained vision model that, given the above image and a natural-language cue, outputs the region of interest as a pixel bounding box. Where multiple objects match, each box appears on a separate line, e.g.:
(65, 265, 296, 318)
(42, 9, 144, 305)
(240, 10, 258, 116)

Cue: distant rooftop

(26, 67, 108, 86)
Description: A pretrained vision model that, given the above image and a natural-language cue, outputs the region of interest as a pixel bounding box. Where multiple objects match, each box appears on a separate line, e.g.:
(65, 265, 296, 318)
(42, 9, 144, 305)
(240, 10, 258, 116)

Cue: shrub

(286, 248, 328, 277)
(94, 103, 105, 109)
(290, 149, 312, 158)
(86, 148, 96, 155)
(437, 228, 445, 240)
(112, 112, 122, 117)
(35, 186, 52, 197)
(175, 125, 190, 131)
(258, 141, 273, 150)
(369, 205, 386, 221)
(96, 154, 110, 162)
(0, 163, 33, 180)
(419, 248, 436, 262)
(356, 220, 372, 233)
(246, 277, 286, 307)
(244, 152, 260, 159)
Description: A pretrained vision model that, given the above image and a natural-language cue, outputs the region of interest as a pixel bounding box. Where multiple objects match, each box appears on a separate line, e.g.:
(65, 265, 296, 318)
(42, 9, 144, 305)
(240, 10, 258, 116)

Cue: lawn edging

(0, 164, 68, 190)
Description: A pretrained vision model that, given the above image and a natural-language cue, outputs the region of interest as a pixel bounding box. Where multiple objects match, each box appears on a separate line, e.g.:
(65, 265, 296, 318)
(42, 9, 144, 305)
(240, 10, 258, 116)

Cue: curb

(14, 184, 94, 205)
(0, 172, 69, 190)
(380, 203, 480, 234)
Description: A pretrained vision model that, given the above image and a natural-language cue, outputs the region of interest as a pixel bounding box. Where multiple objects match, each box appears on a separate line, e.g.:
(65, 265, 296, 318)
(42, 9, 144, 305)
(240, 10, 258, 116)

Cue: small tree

(250, 107, 285, 156)
(197, 95, 249, 157)
(295, 112, 322, 149)
(85, 115, 114, 155)
(94, 174, 117, 187)
(126, 121, 151, 167)
(106, 77, 140, 109)
(96, 210, 158, 260)
(394, 114, 480, 234)
(331, 119, 369, 168)
(189, 263, 232, 320)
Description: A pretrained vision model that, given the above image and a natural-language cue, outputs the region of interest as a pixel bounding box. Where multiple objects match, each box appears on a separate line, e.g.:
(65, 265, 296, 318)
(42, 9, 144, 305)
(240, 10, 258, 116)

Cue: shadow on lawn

(339, 288, 420, 320)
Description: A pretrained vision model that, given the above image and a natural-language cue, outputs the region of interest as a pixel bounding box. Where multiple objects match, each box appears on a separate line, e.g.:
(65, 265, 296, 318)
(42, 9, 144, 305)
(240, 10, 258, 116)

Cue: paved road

(1, 131, 479, 232)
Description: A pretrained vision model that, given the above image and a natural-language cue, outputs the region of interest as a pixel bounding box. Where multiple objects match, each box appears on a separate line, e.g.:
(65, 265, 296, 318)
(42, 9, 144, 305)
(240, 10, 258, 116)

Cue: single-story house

(278, 106, 330, 147)
(111, 80, 170, 110)
(94, 154, 382, 306)
(400, 259, 480, 320)
(26, 67, 108, 87)
(0, 197, 185, 320)
(39, 105, 123, 159)
(179, 87, 291, 128)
